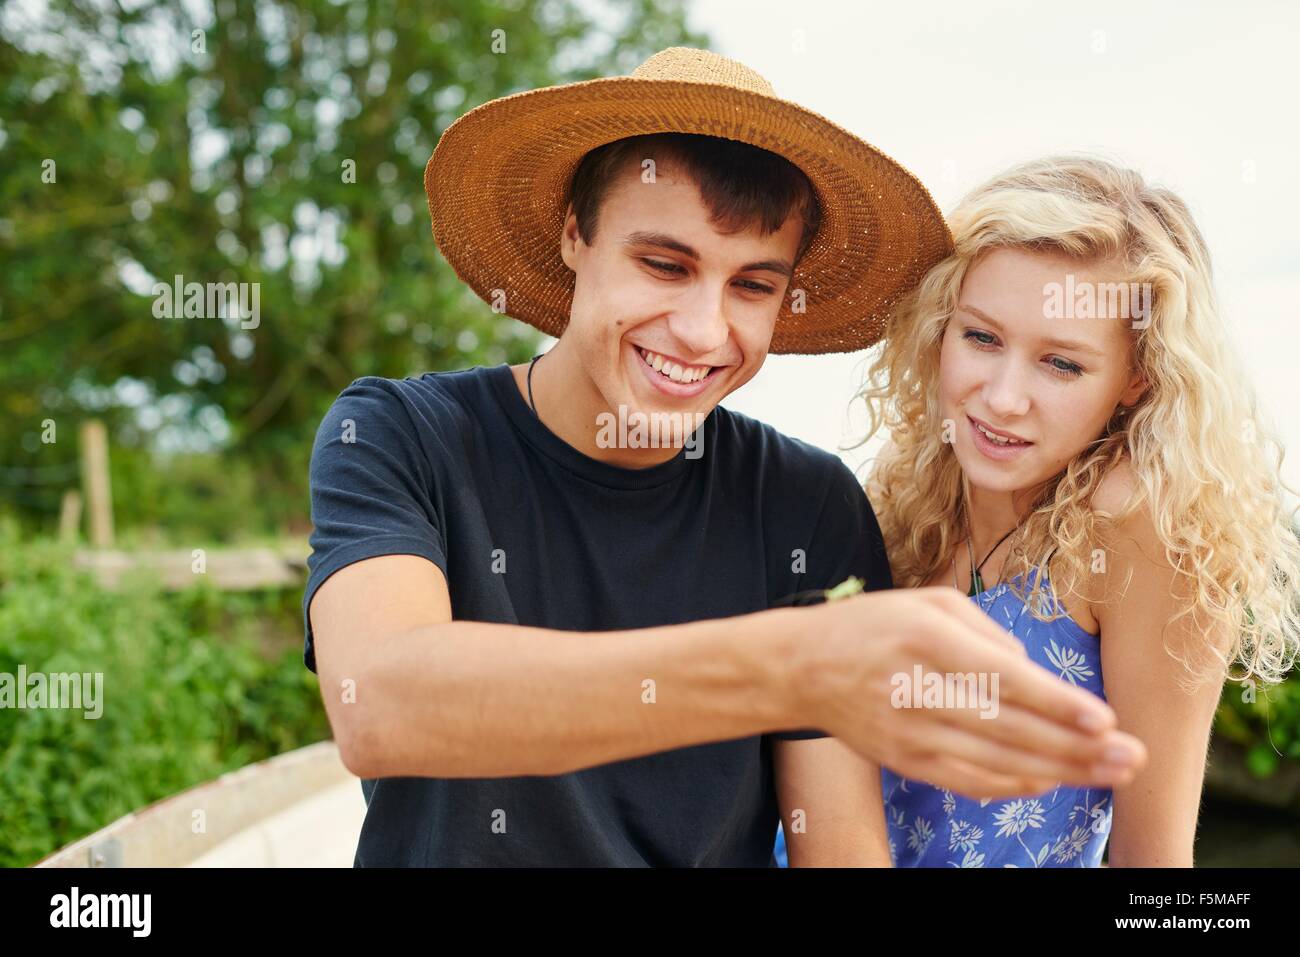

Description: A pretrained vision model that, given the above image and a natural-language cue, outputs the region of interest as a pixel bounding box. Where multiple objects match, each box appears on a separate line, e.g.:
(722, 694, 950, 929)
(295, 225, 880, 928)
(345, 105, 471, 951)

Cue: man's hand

(789, 587, 1147, 798)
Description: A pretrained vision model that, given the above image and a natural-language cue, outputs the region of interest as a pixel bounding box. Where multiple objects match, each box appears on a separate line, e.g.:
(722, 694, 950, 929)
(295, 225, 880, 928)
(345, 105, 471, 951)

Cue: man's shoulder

(337, 364, 500, 407)
(312, 365, 508, 466)
(325, 365, 503, 429)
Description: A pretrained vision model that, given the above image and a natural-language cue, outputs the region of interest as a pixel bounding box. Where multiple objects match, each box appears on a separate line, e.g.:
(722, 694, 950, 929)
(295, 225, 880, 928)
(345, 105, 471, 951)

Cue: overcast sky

(684, 0, 1300, 503)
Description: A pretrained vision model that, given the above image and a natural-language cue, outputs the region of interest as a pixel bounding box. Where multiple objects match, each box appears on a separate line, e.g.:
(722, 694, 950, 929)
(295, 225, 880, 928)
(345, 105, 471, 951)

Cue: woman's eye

(641, 258, 685, 275)
(735, 279, 775, 295)
(1046, 356, 1084, 378)
(961, 328, 1083, 379)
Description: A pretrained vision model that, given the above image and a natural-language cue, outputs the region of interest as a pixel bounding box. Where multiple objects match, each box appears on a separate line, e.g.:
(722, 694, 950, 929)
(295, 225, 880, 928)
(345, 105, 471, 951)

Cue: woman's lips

(967, 415, 1033, 461)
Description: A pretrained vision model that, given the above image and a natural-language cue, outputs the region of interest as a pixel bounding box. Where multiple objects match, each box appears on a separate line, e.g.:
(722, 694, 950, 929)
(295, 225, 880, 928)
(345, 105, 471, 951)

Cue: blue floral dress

(774, 570, 1112, 868)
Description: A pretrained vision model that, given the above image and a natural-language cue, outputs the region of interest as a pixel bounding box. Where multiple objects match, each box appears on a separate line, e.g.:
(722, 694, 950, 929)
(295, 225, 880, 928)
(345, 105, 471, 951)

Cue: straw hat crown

(630, 46, 776, 94)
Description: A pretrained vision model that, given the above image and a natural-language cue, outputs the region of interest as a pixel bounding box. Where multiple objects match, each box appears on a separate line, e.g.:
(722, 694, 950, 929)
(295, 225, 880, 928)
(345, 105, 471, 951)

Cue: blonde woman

(860, 156, 1300, 867)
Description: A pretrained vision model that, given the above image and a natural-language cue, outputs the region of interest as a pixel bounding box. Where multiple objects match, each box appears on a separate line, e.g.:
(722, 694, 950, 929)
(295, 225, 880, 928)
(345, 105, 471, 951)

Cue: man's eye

(641, 258, 685, 275)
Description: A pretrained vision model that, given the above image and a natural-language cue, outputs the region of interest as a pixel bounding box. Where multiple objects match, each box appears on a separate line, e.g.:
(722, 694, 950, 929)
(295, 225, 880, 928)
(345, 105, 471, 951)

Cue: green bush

(1217, 671, 1300, 778)
(108, 444, 306, 545)
(0, 520, 329, 867)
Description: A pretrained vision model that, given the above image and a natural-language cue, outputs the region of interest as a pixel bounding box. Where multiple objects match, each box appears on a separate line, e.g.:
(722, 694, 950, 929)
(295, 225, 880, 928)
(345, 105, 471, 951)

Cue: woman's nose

(981, 362, 1031, 418)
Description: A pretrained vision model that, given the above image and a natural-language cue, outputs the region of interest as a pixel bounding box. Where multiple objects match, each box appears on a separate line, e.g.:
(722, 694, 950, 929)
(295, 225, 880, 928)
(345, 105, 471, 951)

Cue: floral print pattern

(879, 571, 1112, 868)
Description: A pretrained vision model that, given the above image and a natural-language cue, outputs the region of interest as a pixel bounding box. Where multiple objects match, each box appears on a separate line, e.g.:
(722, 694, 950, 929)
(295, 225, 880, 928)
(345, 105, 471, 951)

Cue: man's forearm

(333, 608, 810, 779)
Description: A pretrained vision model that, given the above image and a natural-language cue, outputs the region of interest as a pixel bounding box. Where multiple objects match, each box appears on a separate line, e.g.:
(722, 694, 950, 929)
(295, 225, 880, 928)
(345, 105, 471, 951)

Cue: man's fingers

(903, 719, 1140, 790)
(991, 651, 1129, 740)
(935, 697, 1147, 780)
(900, 752, 1055, 801)
(917, 611, 1123, 741)
(923, 588, 1027, 656)
(894, 604, 1147, 778)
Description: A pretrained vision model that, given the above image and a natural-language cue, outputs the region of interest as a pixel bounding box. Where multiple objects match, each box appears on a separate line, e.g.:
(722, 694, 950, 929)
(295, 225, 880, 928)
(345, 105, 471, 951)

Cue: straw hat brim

(425, 76, 953, 355)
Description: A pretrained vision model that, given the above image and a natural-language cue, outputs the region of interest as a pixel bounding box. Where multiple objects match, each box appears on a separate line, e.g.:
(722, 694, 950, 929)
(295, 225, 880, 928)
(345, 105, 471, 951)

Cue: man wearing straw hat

(303, 48, 1145, 866)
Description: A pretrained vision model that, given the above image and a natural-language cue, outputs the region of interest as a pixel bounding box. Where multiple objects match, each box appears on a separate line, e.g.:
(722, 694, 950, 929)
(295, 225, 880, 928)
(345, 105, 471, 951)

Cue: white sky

(686, 0, 1300, 501)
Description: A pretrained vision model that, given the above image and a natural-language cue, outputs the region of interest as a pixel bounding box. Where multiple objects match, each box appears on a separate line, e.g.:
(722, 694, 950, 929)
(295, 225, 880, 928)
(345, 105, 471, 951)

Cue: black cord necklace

(526, 353, 542, 417)
(960, 524, 1019, 597)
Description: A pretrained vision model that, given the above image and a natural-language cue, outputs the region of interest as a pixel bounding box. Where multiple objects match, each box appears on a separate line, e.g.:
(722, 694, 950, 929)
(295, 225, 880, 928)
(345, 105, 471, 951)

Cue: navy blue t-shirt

(303, 363, 891, 866)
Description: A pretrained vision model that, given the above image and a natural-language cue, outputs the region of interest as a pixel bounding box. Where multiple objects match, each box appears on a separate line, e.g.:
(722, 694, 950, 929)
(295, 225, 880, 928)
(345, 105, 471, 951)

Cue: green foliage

(108, 445, 304, 543)
(1216, 672, 1300, 778)
(0, 520, 329, 867)
(0, 0, 706, 533)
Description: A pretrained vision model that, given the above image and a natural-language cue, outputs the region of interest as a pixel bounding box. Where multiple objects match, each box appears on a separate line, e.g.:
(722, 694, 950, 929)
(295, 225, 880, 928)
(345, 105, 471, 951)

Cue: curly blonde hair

(858, 155, 1300, 687)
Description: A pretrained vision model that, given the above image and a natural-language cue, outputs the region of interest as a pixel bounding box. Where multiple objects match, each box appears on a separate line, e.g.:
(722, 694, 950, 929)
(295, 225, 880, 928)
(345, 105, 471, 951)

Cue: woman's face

(938, 247, 1147, 496)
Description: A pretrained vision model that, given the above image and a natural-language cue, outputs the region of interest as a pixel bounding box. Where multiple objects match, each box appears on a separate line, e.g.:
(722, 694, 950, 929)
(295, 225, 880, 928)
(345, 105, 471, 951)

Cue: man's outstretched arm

(313, 553, 806, 779)
(311, 553, 1147, 795)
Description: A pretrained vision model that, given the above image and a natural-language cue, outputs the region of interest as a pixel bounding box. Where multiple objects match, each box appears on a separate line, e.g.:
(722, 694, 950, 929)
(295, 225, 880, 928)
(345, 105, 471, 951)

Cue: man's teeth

(639, 348, 712, 384)
(975, 421, 1027, 446)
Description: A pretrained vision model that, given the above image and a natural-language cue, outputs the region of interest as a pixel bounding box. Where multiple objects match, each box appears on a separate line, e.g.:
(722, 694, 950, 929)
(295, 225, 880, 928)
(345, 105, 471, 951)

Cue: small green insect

(774, 576, 866, 608)
(823, 576, 865, 602)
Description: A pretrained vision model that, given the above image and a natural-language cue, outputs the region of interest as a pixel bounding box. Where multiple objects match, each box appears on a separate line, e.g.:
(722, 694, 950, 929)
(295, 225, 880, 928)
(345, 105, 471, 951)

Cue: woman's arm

(1092, 472, 1230, 867)
(774, 737, 893, 866)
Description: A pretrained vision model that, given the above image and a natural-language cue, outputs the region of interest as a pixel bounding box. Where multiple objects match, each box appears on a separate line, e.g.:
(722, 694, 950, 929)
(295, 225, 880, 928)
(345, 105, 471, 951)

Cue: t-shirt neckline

(485, 363, 700, 491)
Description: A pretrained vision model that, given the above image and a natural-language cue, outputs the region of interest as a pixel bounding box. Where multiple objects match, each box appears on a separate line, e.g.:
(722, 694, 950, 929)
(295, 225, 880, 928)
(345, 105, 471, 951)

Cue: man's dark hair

(566, 133, 822, 263)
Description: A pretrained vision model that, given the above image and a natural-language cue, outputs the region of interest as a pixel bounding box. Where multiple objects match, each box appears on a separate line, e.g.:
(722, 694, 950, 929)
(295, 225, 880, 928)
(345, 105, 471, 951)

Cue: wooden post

(58, 489, 82, 545)
(80, 420, 114, 548)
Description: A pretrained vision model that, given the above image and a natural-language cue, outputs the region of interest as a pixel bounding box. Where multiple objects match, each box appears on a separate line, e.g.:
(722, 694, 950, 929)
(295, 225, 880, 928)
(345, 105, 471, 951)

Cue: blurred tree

(0, 0, 706, 534)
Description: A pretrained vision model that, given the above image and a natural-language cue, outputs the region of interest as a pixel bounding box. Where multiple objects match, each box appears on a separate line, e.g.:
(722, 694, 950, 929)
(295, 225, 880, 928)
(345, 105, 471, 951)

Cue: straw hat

(424, 47, 952, 355)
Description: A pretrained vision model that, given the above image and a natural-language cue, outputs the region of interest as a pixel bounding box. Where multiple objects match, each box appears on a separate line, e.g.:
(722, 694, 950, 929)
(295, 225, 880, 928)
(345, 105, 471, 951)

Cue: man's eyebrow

(624, 231, 699, 259)
(957, 303, 1107, 358)
(623, 231, 793, 279)
(740, 258, 793, 279)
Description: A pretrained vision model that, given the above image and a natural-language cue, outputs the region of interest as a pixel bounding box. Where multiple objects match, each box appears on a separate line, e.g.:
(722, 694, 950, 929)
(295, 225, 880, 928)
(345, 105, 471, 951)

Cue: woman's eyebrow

(957, 303, 1005, 329)
(957, 303, 1107, 358)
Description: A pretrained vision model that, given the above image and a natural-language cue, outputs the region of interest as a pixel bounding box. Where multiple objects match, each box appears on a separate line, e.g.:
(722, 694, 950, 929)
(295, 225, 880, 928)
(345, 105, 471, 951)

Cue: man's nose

(667, 282, 730, 357)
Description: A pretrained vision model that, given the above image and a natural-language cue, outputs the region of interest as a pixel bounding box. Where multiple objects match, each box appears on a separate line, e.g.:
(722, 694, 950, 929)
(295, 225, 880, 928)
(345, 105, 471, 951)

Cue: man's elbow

(333, 713, 388, 779)
(318, 659, 390, 778)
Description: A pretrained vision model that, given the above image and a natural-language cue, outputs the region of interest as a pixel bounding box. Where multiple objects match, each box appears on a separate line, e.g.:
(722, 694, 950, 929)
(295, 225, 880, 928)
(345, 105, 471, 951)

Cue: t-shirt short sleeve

(768, 457, 893, 742)
(301, 377, 448, 673)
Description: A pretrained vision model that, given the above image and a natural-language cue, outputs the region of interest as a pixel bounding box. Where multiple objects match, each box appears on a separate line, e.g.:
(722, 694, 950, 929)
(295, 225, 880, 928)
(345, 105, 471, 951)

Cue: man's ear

(559, 204, 582, 271)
